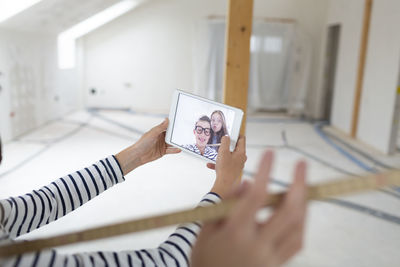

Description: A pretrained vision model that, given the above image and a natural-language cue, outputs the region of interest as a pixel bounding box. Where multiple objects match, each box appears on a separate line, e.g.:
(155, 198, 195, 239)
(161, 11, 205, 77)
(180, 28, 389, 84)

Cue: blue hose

(314, 122, 400, 193)
(314, 122, 377, 173)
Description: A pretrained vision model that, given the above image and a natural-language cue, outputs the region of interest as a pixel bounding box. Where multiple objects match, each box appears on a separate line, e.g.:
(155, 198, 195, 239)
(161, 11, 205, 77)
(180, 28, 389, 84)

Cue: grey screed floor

(1, 109, 399, 267)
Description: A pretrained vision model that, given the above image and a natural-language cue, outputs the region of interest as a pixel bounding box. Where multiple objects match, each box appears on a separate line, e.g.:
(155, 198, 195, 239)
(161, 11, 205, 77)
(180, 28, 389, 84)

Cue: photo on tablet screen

(170, 93, 237, 162)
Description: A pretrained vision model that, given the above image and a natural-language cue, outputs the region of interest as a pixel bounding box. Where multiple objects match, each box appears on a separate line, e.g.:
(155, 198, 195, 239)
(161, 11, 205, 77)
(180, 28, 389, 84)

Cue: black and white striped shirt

(0, 155, 221, 266)
(182, 144, 218, 161)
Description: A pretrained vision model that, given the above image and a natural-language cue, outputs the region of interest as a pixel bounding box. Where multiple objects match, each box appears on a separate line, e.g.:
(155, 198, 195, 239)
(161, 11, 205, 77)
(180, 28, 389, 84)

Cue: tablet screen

(170, 93, 237, 162)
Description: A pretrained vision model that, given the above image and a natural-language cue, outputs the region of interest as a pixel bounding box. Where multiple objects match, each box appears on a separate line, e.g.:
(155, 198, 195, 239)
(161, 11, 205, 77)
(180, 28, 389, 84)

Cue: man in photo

(183, 115, 218, 161)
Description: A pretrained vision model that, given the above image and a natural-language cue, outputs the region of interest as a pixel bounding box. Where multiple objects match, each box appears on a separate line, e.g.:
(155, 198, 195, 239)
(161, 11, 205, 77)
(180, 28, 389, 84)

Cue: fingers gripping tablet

(165, 89, 243, 163)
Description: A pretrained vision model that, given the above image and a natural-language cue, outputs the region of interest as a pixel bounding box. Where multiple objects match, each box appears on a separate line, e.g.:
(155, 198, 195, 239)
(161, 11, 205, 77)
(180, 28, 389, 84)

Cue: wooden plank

(351, 0, 373, 137)
(222, 0, 254, 135)
(2, 169, 400, 256)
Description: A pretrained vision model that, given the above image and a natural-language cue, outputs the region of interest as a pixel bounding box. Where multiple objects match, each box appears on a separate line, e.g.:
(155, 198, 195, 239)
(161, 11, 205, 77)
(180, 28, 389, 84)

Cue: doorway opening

(392, 58, 400, 153)
(322, 24, 341, 123)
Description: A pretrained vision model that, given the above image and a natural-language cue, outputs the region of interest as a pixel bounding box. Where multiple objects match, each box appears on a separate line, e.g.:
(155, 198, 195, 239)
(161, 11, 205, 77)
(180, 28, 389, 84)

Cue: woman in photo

(184, 115, 218, 161)
(208, 110, 228, 152)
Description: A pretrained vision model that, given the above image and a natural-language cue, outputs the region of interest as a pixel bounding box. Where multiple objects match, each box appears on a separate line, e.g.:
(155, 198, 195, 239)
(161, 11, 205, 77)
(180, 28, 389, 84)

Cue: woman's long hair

(209, 110, 228, 145)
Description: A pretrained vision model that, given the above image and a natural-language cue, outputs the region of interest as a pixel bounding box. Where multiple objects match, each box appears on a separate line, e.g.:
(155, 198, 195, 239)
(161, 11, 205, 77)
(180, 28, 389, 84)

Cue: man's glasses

(195, 126, 211, 136)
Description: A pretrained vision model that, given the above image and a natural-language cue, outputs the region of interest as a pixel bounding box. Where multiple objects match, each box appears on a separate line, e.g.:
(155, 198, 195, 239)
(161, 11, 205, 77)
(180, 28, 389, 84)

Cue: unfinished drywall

(0, 28, 81, 141)
(325, 0, 365, 134)
(82, 0, 329, 113)
(357, 0, 400, 154)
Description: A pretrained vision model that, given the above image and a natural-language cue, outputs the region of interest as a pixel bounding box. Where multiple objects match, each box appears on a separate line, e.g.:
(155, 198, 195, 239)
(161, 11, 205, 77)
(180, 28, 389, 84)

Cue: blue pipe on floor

(314, 122, 377, 173)
(314, 122, 400, 193)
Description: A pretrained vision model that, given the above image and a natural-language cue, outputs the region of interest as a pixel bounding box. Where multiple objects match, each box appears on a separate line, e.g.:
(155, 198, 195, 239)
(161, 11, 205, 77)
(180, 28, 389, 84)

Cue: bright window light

(250, 36, 258, 53)
(0, 0, 43, 23)
(263, 36, 282, 53)
(57, 37, 76, 70)
(58, 0, 141, 69)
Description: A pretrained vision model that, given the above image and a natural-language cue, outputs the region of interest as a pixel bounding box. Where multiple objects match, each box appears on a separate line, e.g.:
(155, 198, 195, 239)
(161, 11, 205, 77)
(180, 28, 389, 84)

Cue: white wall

(357, 0, 400, 154)
(82, 0, 329, 114)
(0, 41, 11, 142)
(325, 0, 400, 154)
(325, 0, 365, 134)
(0, 28, 81, 141)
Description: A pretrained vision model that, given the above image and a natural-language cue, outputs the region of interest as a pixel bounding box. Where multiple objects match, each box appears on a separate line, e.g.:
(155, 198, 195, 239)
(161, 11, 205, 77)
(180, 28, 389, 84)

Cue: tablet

(165, 89, 244, 163)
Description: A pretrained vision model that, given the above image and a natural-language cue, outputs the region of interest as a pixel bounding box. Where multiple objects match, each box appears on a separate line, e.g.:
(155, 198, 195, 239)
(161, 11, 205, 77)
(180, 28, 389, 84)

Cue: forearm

(155, 192, 221, 266)
(0, 155, 124, 239)
(0, 193, 221, 267)
(211, 177, 241, 199)
(115, 144, 143, 175)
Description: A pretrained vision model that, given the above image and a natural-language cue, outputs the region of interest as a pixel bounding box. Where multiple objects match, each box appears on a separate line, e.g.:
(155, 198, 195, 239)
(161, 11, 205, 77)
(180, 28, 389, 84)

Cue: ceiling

(0, 0, 137, 34)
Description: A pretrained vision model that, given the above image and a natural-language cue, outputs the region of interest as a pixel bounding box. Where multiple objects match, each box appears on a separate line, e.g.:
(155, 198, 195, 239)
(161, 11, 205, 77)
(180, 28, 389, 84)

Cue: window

(0, 0, 43, 23)
(58, 0, 141, 69)
(263, 36, 282, 53)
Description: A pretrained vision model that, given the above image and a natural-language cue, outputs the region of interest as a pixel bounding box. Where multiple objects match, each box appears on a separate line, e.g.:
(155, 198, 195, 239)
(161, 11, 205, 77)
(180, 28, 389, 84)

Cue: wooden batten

(222, 0, 254, 135)
(351, 0, 373, 138)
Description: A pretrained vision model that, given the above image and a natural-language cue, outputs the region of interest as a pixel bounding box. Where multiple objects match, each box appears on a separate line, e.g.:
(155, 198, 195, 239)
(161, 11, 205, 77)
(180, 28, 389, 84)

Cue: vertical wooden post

(351, 0, 373, 138)
(223, 0, 254, 135)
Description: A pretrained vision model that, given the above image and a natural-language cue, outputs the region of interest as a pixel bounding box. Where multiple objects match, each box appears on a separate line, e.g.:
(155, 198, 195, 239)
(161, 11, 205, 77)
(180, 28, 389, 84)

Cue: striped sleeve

(0, 155, 124, 239)
(0, 192, 221, 267)
(182, 144, 196, 153)
(204, 147, 218, 161)
(155, 192, 221, 266)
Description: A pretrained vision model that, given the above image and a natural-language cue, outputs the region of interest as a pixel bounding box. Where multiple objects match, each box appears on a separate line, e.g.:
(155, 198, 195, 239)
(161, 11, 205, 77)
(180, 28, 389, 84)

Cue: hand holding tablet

(165, 89, 243, 163)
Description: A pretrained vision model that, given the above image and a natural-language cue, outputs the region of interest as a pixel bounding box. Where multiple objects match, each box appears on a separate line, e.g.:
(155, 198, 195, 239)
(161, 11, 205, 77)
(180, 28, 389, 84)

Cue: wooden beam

(222, 0, 254, 135)
(351, 0, 373, 138)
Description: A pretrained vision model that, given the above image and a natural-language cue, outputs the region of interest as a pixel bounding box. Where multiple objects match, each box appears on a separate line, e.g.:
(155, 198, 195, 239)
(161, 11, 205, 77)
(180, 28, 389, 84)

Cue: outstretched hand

(115, 118, 181, 175)
(134, 118, 181, 164)
(192, 151, 308, 267)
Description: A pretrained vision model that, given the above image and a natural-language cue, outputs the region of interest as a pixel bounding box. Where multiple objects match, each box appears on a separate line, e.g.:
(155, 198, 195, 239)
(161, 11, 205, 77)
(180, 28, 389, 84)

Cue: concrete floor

(1, 109, 400, 266)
